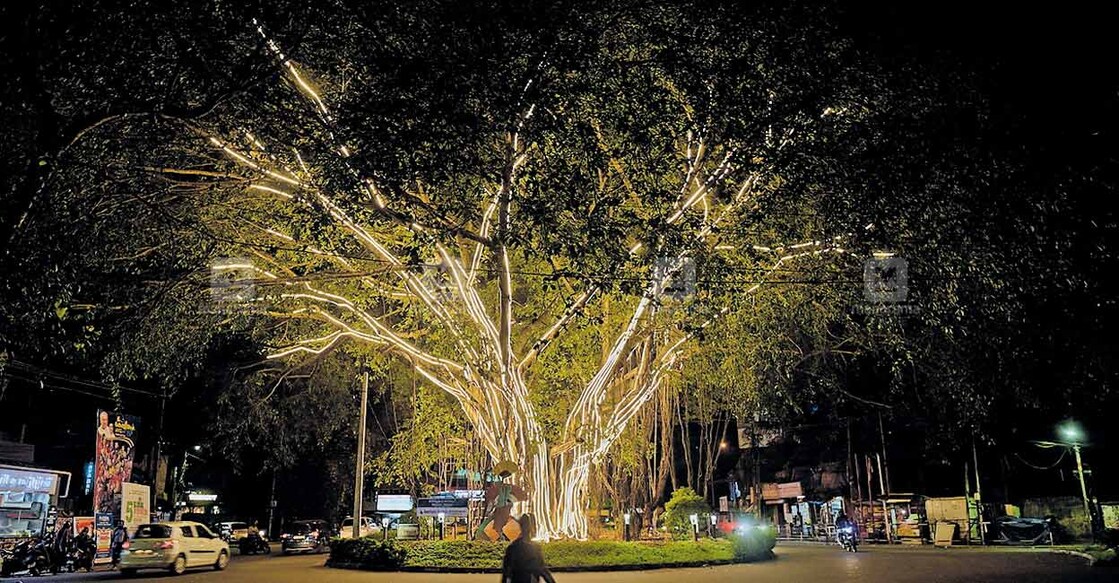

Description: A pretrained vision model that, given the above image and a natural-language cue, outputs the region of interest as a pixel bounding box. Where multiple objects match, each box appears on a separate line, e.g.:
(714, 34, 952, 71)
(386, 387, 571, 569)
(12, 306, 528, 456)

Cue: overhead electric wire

(0, 370, 116, 402)
(4, 359, 161, 399)
(1013, 450, 1068, 470)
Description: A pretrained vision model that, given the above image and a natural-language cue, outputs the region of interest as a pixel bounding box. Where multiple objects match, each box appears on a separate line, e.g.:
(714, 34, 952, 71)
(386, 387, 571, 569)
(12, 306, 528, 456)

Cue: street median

(327, 529, 776, 572)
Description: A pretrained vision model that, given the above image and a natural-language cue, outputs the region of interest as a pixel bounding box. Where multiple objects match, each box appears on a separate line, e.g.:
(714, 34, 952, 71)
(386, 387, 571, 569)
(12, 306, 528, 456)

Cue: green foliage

(728, 527, 777, 562)
(402, 540, 506, 570)
(329, 537, 769, 570)
(540, 539, 737, 568)
(371, 383, 466, 493)
(328, 537, 407, 570)
(662, 488, 711, 540)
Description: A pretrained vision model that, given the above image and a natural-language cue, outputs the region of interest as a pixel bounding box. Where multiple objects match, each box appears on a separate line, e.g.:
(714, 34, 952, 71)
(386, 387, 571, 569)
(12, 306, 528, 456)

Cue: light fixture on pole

(438, 512, 445, 540)
(1033, 420, 1094, 539)
(1059, 420, 1092, 535)
(623, 511, 631, 541)
(689, 514, 699, 541)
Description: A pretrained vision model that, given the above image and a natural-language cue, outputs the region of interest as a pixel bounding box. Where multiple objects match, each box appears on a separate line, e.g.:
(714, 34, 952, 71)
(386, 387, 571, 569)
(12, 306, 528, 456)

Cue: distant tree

(661, 487, 710, 540)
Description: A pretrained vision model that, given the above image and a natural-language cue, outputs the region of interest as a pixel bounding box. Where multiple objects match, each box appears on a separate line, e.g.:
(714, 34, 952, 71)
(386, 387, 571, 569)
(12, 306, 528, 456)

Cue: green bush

(328, 537, 407, 570)
(542, 539, 733, 567)
(403, 540, 507, 569)
(329, 536, 775, 571)
(728, 526, 777, 562)
(662, 487, 712, 540)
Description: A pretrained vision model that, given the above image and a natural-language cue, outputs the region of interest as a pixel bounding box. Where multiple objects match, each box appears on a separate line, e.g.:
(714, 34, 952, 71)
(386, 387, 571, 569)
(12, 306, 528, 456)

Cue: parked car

(119, 522, 229, 576)
(337, 516, 378, 539)
(280, 520, 331, 555)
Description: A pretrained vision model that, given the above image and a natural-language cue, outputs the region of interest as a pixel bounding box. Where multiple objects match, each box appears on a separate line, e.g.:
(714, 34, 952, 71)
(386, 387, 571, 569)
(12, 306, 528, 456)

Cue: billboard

(416, 496, 468, 518)
(93, 410, 139, 517)
(121, 482, 150, 534)
(375, 494, 414, 513)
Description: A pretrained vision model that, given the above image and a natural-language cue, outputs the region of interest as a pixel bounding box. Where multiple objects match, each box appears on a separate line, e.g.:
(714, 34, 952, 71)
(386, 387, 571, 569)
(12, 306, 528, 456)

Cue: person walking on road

(501, 514, 555, 583)
(110, 520, 129, 569)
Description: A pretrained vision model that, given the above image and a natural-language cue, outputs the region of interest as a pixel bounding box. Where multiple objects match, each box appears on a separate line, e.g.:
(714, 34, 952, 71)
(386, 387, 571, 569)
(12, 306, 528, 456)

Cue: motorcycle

(837, 525, 859, 552)
(0, 536, 48, 577)
(65, 535, 96, 573)
(240, 532, 272, 555)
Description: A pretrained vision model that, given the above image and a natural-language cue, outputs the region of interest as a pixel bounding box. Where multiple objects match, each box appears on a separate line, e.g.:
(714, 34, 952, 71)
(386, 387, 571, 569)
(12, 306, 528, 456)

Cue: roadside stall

(0, 464, 72, 548)
(926, 496, 980, 544)
(882, 494, 927, 543)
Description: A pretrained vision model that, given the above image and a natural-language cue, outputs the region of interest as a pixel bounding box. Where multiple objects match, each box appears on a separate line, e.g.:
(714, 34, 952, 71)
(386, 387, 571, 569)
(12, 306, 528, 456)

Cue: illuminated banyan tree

(151, 13, 858, 540)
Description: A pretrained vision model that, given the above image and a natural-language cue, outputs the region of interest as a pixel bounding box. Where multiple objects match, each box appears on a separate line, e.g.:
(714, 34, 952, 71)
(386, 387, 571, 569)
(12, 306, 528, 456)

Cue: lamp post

(689, 514, 699, 541)
(438, 512, 445, 540)
(1058, 421, 1092, 533)
(1035, 421, 1094, 539)
(623, 511, 631, 541)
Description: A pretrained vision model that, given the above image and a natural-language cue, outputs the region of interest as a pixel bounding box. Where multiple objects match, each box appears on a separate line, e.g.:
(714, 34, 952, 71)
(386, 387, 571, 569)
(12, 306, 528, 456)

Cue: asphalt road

(4, 543, 1111, 582)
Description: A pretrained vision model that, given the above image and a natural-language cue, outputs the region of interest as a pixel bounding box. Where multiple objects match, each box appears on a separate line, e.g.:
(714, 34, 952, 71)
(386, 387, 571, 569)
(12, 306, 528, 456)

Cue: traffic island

(327, 530, 776, 572)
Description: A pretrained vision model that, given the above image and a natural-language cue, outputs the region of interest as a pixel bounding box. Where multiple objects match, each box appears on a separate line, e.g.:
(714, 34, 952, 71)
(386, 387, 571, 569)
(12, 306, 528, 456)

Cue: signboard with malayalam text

(0, 467, 58, 493)
(93, 410, 140, 518)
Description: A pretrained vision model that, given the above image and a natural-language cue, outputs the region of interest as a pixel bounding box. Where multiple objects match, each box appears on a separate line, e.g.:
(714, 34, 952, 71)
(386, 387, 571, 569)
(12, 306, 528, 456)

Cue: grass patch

(541, 539, 735, 568)
(329, 528, 776, 571)
(1071, 544, 1117, 566)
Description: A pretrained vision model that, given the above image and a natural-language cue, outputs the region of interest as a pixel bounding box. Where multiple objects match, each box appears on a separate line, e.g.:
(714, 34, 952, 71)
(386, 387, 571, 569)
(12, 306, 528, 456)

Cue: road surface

(6, 543, 1110, 582)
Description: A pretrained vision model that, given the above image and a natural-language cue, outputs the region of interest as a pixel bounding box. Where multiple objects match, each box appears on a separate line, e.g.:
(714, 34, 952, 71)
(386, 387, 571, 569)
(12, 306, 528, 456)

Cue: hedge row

(328, 528, 776, 571)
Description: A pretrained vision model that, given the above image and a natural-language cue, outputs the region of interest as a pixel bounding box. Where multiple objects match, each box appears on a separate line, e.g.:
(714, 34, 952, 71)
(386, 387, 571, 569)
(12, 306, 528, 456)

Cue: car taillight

(158, 541, 176, 549)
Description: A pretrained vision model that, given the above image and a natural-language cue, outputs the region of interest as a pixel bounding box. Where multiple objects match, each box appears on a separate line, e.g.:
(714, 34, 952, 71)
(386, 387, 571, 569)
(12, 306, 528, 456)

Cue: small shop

(178, 489, 221, 519)
(0, 464, 72, 542)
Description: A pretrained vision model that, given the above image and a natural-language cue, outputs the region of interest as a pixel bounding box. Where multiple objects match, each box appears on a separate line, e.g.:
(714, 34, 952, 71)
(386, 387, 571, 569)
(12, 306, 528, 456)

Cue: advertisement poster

(92, 410, 139, 517)
(121, 482, 150, 534)
(74, 516, 94, 537)
(94, 512, 113, 561)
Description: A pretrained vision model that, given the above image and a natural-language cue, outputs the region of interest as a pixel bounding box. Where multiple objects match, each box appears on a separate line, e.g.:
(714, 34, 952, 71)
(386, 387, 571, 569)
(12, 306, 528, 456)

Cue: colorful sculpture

(475, 460, 527, 541)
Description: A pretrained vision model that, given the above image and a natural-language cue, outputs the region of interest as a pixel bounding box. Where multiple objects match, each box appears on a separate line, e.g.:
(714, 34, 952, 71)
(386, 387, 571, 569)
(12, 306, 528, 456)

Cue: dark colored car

(279, 520, 331, 555)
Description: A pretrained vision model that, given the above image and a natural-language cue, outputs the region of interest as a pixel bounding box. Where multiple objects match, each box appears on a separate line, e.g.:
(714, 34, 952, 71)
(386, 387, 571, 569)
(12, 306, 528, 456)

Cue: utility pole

(877, 412, 891, 496)
(153, 389, 167, 515)
(352, 371, 369, 539)
(267, 471, 277, 540)
(1072, 444, 1091, 534)
(972, 440, 986, 544)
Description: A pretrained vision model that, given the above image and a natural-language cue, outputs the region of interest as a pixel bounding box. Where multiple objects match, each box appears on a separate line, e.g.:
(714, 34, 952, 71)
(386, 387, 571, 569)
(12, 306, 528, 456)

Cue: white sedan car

(337, 516, 378, 539)
(119, 521, 230, 576)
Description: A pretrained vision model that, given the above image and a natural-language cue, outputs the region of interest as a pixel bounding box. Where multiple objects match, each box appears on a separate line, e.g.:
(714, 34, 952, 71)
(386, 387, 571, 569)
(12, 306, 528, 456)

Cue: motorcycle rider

(835, 512, 858, 550)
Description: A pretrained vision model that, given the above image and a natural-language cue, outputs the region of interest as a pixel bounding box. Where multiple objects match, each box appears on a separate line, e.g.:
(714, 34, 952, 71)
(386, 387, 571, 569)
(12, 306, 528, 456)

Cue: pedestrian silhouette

(500, 514, 555, 583)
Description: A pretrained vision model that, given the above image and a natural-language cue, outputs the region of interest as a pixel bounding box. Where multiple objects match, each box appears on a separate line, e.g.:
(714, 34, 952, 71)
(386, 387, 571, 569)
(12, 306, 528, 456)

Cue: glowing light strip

(248, 184, 294, 199)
